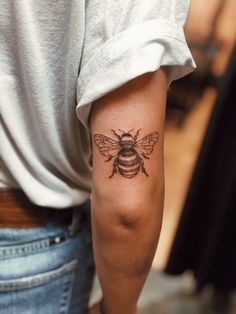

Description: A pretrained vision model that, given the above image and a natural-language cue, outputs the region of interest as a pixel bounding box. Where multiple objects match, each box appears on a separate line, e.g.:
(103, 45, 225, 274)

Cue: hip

(0, 201, 95, 314)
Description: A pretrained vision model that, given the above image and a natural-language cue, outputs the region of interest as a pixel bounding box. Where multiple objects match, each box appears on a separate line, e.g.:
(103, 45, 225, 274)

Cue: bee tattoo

(94, 129, 159, 178)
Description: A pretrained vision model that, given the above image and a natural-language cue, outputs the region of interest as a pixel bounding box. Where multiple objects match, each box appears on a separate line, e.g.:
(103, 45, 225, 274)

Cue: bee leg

(140, 158, 149, 177)
(142, 154, 150, 160)
(108, 158, 118, 178)
(105, 156, 113, 162)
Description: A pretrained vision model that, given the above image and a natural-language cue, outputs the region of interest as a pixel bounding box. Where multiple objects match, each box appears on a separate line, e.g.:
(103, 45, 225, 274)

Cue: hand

(89, 301, 103, 314)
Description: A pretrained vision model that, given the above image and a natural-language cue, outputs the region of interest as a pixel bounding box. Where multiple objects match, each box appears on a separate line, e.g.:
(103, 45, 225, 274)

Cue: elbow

(91, 184, 164, 232)
(113, 202, 151, 229)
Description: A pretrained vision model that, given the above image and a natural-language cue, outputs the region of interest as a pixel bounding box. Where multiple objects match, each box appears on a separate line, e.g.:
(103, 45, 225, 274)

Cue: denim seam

(0, 230, 74, 259)
(59, 267, 76, 314)
(0, 238, 51, 259)
(0, 260, 78, 292)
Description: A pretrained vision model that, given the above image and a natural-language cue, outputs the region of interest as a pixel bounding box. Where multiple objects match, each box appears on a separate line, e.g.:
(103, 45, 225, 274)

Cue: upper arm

(90, 69, 167, 208)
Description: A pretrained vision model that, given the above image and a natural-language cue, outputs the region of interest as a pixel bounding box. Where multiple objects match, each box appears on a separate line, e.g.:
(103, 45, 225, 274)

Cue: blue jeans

(0, 200, 95, 314)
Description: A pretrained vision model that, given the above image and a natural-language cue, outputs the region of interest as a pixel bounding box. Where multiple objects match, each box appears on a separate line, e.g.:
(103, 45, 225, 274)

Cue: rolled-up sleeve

(76, 0, 196, 127)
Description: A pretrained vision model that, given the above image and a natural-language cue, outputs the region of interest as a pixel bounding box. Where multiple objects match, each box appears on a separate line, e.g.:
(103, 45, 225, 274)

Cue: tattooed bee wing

(94, 134, 120, 157)
(134, 132, 159, 156)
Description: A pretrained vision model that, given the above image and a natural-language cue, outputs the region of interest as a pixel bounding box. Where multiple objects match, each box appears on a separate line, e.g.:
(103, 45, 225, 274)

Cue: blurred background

(92, 0, 236, 313)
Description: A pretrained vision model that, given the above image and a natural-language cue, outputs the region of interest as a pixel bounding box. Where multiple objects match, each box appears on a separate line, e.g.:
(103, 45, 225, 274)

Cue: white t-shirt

(0, 0, 195, 208)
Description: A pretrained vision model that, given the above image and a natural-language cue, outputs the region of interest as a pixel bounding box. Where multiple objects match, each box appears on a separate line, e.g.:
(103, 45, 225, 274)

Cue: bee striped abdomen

(117, 149, 140, 178)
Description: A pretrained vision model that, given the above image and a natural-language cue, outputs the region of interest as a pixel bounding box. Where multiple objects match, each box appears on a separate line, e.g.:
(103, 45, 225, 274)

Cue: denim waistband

(0, 199, 91, 247)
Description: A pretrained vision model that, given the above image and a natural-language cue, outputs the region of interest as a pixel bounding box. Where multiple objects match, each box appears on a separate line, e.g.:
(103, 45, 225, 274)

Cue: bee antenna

(134, 128, 141, 141)
(118, 129, 125, 134)
(128, 129, 134, 134)
(111, 129, 121, 139)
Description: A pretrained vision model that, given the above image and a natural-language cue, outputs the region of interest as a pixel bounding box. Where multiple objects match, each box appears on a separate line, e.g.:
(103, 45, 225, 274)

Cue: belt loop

(68, 207, 82, 237)
(68, 199, 91, 237)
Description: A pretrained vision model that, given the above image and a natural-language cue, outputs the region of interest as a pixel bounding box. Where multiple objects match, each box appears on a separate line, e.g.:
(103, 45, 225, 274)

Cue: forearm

(90, 69, 167, 314)
(91, 182, 164, 314)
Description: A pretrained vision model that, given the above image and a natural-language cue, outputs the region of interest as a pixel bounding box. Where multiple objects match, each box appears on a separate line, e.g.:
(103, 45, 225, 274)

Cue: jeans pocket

(0, 260, 78, 314)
